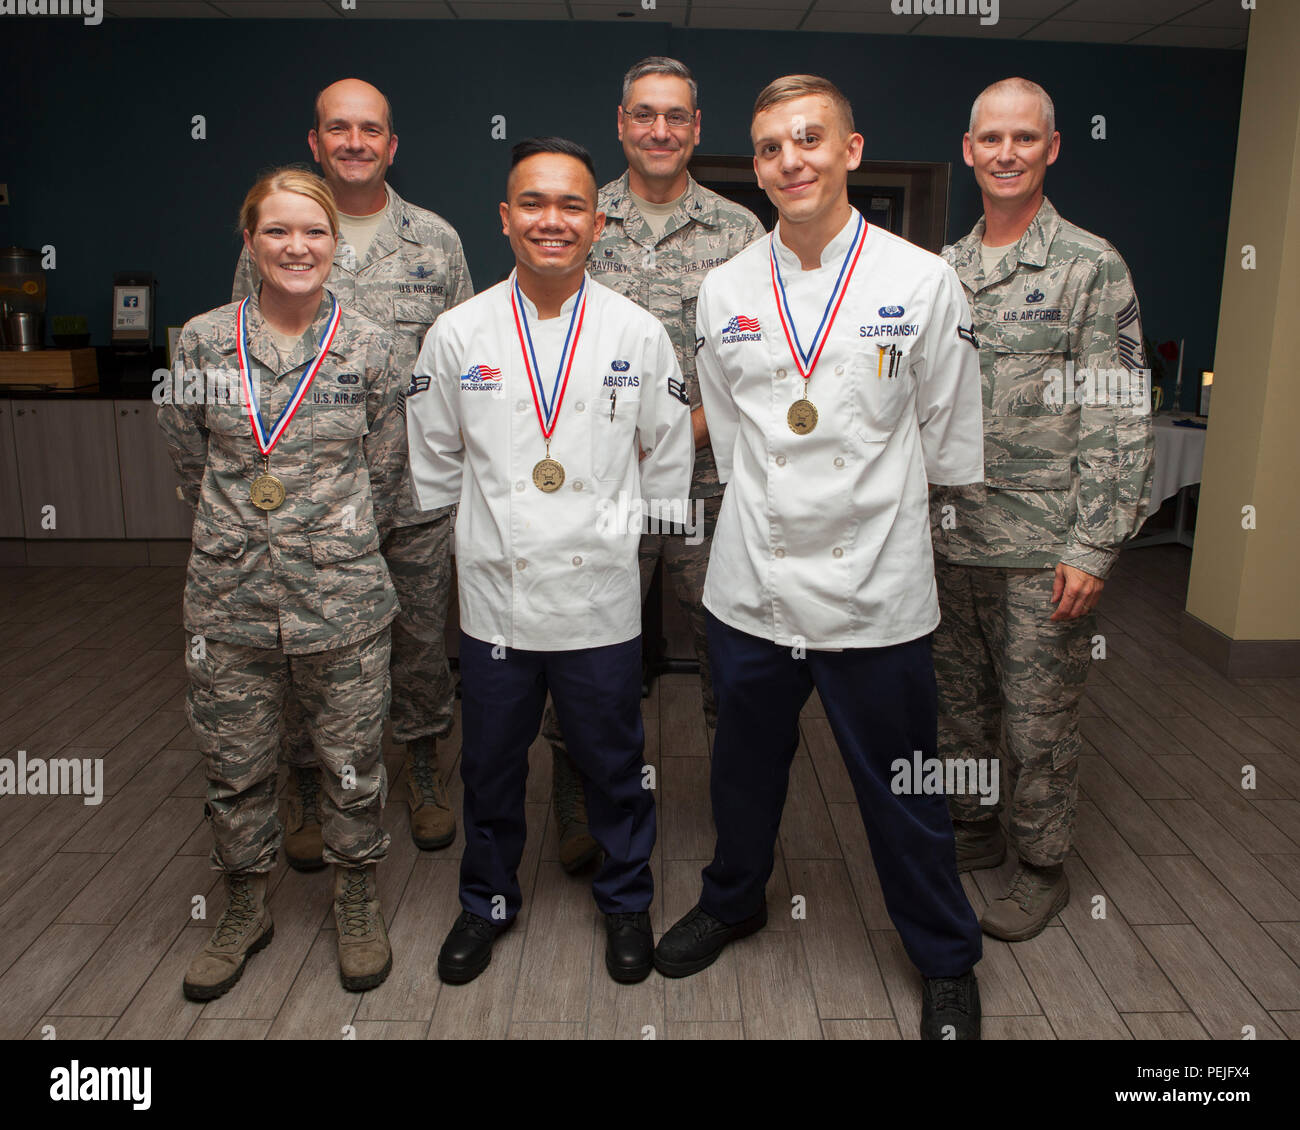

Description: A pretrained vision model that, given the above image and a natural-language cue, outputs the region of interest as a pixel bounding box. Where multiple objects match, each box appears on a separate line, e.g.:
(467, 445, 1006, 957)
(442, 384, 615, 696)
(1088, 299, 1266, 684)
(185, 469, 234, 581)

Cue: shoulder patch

(958, 325, 979, 349)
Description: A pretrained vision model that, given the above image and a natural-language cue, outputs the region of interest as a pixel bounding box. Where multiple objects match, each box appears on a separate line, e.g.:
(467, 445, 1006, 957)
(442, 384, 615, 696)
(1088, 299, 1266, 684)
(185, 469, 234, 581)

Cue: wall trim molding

(1179, 611, 1300, 678)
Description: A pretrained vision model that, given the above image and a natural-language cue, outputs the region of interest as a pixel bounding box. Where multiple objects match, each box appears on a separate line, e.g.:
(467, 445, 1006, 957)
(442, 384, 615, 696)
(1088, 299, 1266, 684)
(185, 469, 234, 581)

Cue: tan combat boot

(282, 765, 325, 872)
(182, 872, 273, 1001)
(553, 745, 600, 873)
(334, 864, 392, 991)
(405, 736, 456, 850)
(980, 862, 1070, 941)
(953, 818, 1006, 872)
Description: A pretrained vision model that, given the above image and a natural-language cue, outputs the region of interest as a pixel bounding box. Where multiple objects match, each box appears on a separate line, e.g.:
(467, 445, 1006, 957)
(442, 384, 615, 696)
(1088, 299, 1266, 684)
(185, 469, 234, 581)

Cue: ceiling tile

(107, 1, 225, 13)
(451, 0, 571, 15)
(208, 0, 338, 13)
(328, 0, 454, 14)
(801, 10, 916, 33)
(910, 15, 1041, 36)
(1170, 0, 1250, 27)
(570, 2, 682, 20)
(1042, 0, 1201, 22)
(1022, 19, 1147, 42)
(690, 7, 806, 29)
(1128, 23, 1249, 46)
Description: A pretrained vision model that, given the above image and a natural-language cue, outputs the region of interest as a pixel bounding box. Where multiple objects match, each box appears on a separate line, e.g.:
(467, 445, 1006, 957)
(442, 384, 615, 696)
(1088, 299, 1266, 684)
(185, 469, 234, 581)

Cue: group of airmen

(159, 57, 1154, 1040)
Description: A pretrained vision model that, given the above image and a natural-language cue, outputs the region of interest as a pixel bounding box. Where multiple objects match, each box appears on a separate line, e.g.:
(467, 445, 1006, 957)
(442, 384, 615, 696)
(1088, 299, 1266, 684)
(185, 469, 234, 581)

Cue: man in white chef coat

(405, 138, 693, 986)
(653, 76, 986, 1039)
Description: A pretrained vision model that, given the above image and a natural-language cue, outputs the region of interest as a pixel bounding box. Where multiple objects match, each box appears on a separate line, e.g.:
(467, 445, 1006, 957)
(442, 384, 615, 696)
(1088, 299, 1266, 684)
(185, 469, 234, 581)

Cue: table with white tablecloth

(1129, 413, 1206, 548)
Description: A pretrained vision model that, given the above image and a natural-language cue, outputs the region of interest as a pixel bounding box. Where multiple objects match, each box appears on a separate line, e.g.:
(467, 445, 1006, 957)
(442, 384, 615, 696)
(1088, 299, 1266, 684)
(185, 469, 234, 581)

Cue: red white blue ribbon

(236, 294, 341, 456)
(510, 272, 588, 442)
(770, 212, 867, 383)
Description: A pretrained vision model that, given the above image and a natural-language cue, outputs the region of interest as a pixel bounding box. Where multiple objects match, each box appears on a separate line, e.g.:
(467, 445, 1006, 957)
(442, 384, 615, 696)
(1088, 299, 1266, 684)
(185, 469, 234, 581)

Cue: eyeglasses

(622, 109, 695, 128)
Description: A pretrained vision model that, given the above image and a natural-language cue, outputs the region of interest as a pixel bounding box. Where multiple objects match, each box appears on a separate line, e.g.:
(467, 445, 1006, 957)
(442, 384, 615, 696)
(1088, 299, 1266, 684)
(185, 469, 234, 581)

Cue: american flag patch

(724, 315, 761, 334)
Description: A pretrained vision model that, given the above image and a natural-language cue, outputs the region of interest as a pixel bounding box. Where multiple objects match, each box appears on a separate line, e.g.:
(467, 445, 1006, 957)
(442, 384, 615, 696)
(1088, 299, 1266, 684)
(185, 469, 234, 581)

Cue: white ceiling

(100, 0, 1251, 49)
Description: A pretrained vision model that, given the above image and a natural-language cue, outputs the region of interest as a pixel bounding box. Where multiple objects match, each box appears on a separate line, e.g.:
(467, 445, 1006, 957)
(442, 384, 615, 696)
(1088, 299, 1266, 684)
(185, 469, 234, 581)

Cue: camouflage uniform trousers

(933, 561, 1092, 868)
(186, 628, 393, 873)
(282, 510, 455, 763)
(542, 494, 722, 749)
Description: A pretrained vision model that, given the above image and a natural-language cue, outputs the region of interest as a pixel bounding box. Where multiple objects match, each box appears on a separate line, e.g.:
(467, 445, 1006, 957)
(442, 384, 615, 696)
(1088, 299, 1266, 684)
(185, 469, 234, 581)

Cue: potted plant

(51, 315, 90, 349)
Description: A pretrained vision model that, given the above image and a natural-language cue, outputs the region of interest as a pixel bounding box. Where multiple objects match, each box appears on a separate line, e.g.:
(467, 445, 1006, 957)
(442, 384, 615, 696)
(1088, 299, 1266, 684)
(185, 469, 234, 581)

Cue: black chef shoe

(605, 911, 654, 984)
(653, 903, 767, 978)
(920, 970, 981, 1040)
(437, 910, 513, 985)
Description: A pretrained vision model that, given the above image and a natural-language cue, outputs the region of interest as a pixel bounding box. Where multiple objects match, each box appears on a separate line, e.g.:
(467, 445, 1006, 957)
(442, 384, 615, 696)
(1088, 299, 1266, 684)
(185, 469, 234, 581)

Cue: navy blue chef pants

(701, 611, 982, 979)
(458, 632, 654, 922)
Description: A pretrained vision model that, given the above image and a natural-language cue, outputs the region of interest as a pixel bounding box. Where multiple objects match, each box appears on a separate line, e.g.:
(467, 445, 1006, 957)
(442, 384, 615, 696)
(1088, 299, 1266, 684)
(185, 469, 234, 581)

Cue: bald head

(969, 77, 1053, 137)
(314, 78, 394, 136)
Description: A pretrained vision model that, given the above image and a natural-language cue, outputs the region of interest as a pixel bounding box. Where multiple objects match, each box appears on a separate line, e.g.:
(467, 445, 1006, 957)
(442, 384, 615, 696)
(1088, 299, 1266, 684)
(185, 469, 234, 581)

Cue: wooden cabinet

(115, 400, 193, 539)
(11, 400, 126, 538)
(0, 403, 23, 538)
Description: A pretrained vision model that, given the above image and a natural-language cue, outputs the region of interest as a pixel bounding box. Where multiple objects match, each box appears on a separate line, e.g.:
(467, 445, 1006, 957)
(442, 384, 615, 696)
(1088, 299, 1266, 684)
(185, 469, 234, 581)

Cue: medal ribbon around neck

(510, 272, 588, 445)
(769, 212, 867, 383)
(236, 294, 341, 457)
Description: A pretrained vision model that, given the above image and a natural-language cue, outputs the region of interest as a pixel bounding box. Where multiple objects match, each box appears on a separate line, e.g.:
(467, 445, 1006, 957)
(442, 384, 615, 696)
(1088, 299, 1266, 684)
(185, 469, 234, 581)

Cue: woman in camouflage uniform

(160, 168, 405, 1000)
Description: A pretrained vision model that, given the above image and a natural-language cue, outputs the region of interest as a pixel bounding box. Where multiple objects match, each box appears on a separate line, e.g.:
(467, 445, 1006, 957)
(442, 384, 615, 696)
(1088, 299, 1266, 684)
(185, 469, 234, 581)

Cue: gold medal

(532, 458, 565, 493)
(250, 473, 286, 511)
(787, 398, 818, 435)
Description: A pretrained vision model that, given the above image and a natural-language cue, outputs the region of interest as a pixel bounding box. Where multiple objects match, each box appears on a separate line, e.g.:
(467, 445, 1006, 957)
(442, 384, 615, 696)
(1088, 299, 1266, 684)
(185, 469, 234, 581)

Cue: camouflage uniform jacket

(233, 183, 474, 527)
(589, 171, 765, 497)
(159, 292, 404, 655)
(933, 197, 1154, 578)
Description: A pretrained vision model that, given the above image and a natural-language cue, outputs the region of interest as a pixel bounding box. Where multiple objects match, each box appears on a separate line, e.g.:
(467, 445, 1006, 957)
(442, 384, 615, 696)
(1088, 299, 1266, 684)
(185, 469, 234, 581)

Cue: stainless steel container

(3, 311, 44, 350)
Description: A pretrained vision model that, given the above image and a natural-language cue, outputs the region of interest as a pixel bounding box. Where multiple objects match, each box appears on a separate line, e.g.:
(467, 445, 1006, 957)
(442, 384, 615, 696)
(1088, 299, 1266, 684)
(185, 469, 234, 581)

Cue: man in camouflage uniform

(932, 78, 1154, 941)
(541, 57, 765, 871)
(161, 168, 405, 995)
(234, 79, 474, 864)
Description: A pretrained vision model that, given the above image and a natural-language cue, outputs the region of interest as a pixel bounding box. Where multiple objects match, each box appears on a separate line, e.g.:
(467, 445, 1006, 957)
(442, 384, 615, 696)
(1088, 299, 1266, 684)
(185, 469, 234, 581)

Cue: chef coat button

(833, 456, 845, 468)
(835, 364, 845, 375)
(833, 547, 844, 558)
(572, 555, 582, 566)
(775, 454, 786, 467)
(515, 480, 525, 492)
(516, 559, 527, 571)
(576, 401, 585, 412)
(516, 399, 527, 411)
(775, 367, 786, 379)
(774, 548, 786, 559)
(573, 480, 584, 491)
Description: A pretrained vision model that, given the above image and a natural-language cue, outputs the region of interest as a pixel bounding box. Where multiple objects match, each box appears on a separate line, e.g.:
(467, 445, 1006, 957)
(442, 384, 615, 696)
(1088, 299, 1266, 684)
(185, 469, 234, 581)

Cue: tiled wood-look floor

(0, 544, 1297, 1040)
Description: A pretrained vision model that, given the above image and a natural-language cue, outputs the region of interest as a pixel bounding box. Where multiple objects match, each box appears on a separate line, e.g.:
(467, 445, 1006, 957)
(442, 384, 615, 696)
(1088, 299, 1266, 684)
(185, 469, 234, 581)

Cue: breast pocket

(592, 386, 641, 481)
(988, 324, 1072, 417)
(852, 345, 913, 443)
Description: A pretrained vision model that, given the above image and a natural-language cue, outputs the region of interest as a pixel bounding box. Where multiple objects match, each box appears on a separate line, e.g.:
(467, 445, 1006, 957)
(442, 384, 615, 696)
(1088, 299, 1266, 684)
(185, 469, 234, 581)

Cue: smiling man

(537, 57, 765, 873)
(405, 139, 692, 986)
(233, 78, 474, 867)
(933, 77, 1153, 941)
(655, 76, 986, 1040)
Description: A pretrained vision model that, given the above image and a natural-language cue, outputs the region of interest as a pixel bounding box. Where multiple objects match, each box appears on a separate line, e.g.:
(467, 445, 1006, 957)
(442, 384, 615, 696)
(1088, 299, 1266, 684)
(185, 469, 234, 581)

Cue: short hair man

(933, 77, 1154, 940)
(656, 76, 986, 1039)
(233, 78, 474, 865)
(406, 139, 693, 985)
(539, 57, 766, 873)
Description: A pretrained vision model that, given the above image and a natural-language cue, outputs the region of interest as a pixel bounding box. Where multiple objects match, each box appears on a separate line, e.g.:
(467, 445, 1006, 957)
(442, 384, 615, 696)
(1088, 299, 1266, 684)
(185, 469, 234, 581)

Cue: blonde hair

(752, 75, 854, 136)
(969, 77, 1055, 137)
(239, 166, 340, 239)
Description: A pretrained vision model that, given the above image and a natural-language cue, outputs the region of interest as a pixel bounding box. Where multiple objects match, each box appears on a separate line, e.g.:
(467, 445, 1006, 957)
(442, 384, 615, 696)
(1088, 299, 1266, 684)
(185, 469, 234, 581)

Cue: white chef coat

(406, 273, 693, 651)
(696, 209, 984, 650)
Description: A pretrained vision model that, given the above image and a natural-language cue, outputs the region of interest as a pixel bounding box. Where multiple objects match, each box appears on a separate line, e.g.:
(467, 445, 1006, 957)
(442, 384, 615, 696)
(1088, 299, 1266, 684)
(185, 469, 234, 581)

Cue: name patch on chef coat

(859, 322, 919, 338)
